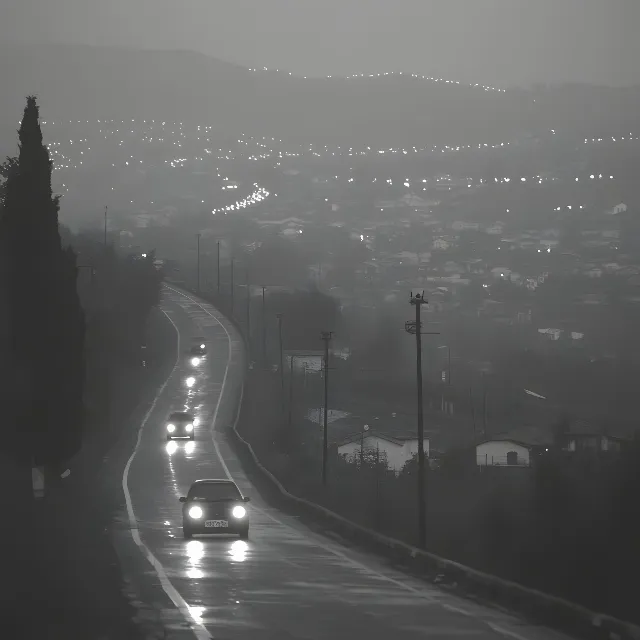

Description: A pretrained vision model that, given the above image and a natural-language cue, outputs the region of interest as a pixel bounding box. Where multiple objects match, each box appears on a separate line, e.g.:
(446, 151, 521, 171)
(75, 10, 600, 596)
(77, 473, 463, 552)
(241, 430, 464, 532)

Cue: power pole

(216, 241, 221, 295)
(245, 271, 251, 347)
(288, 355, 294, 431)
(230, 257, 235, 316)
(406, 292, 437, 549)
(320, 331, 333, 486)
(262, 286, 267, 365)
(196, 233, 201, 295)
(277, 313, 285, 416)
(103, 206, 108, 249)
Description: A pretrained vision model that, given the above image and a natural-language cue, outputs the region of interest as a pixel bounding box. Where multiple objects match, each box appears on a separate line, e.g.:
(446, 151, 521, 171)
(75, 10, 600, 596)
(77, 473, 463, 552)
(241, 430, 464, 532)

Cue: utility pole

(196, 233, 201, 294)
(448, 346, 452, 386)
(103, 206, 108, 248)
(262, 286, 267, 365)
(216, 241, 221, 295)
(245, 271, 251, 347)
(482, 377, 488, 439)
(406, 292, 438, 549)
(277, 313, 285, 416)
(320, 331, 333, 487)
(230, 257, 235, 316)
(288, 355, 295, 431)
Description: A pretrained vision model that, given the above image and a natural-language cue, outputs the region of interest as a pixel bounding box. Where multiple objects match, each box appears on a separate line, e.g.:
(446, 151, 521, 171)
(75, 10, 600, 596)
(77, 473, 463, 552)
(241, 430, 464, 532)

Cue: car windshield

(169, 413, 192, 422)
(188, 482, 241, 502)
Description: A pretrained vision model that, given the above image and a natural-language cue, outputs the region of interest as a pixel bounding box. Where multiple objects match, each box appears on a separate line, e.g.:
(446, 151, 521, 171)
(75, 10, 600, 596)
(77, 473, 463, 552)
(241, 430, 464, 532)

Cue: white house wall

(338, 436, 430, 472)
(476, 441, 530, 466)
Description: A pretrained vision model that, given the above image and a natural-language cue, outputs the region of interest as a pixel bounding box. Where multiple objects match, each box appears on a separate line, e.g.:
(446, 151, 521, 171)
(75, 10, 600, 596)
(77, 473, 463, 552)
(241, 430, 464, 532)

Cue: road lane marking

(121, 303, 212, 640)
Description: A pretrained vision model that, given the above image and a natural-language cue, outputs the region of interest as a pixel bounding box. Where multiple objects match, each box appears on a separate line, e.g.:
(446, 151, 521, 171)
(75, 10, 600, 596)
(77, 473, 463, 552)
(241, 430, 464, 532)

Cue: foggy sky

(1, 0, 639, 88)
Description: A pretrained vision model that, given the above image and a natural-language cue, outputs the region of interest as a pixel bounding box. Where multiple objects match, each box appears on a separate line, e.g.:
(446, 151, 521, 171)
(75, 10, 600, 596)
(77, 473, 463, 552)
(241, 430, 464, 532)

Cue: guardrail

(165, 279, 640, 640)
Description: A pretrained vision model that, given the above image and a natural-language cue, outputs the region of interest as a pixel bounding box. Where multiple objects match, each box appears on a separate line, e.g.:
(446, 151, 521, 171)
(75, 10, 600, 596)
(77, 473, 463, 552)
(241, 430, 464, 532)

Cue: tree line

(0, 96, 162, 501)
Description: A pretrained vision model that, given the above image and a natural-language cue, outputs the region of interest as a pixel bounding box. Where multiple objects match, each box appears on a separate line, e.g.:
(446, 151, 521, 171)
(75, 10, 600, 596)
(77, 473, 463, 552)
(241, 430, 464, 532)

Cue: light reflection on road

(229, 539, 248, 563)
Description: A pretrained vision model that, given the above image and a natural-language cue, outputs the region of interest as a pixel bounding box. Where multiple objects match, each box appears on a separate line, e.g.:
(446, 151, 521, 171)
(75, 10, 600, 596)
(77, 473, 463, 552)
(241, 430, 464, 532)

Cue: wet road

(123, 284, 571, 640)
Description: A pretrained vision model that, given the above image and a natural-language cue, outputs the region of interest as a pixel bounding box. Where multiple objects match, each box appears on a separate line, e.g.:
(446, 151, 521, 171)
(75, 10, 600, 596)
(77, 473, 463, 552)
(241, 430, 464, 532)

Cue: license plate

(205, 520, 228, 528)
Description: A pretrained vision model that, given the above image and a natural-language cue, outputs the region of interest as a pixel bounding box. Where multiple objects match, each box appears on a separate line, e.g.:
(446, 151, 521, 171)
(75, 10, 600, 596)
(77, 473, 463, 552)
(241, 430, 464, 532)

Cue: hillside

(0, 43, 526, 147)
(1, 44, 639, 152)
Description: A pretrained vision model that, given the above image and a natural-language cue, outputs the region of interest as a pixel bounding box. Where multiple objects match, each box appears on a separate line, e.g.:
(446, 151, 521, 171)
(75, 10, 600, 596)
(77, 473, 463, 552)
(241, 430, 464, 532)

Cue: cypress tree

(0, 96, 85, 479)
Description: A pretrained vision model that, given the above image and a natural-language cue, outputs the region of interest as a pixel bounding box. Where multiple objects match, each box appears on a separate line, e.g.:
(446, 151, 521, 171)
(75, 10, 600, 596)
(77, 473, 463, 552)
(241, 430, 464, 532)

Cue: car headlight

(188, 506, 203, 519)
(232, 505, 246, 519)
(191, 357, 200, 366)
(185, 423, 193, 432)
(200, 344, 205, 350)
(167, 424, 175, 432)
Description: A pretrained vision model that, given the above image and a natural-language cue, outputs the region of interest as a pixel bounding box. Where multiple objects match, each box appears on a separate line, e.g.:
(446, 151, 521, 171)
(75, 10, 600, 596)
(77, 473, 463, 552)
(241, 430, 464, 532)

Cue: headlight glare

(167, 424, 175, 432)
(232, 505, 246, 519)
(188, 506, 203, 519)
(185, 424, 193, 432)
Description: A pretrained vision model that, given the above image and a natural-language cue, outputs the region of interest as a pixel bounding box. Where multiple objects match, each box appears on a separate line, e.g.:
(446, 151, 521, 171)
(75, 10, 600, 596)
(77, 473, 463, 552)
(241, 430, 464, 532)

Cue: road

(122, 284, 571, 640)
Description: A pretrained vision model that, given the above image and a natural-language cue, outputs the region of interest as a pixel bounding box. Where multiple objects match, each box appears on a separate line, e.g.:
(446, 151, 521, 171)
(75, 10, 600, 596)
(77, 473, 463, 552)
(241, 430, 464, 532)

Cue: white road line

(121, 304, 212, 640)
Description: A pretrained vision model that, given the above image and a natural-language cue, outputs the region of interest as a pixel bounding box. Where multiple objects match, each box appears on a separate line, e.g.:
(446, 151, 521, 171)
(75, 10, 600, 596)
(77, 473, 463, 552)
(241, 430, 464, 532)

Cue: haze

(1, 0, 639, 87)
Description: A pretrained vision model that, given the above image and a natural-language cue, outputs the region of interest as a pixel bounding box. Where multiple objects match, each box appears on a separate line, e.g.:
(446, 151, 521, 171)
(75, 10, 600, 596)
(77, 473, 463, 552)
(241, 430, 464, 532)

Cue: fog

(2, 2, 640, 637)
(2, 0, 640, 87)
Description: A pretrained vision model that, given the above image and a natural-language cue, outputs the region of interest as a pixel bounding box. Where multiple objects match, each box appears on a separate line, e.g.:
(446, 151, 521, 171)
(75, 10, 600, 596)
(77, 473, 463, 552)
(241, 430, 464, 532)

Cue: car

(165, 411, 196, 440)
(190, 338, 207, 355)
(180, 479, 250, 539)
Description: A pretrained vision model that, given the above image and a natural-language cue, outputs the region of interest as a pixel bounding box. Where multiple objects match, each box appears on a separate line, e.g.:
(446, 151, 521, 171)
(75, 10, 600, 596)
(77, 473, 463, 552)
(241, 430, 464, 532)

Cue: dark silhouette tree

(0, 156, 18, 210)
(0, 96, 85, 492)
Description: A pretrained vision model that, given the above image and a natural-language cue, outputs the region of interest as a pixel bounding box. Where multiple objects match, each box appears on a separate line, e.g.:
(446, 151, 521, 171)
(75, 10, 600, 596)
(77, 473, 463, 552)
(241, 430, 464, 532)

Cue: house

(490, 267, 511, 279)
(485, 222, 505, 235)
(538, 328, 563, 341)
(337, 431, 430, 472)
(476, 440, 532, 466)
(433, 238, 451, 250)
(476, 427, 552, 467)
(561, 420, 626, 454)
(254, 216, 309, 236)
(452, 221, 480, 231)
(400, 193, 430, 210)
(604, 203, 627, 216)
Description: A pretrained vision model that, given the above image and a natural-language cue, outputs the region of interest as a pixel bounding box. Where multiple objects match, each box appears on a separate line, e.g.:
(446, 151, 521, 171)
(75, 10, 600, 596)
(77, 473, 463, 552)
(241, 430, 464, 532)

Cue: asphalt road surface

(121, 284, 571, 640)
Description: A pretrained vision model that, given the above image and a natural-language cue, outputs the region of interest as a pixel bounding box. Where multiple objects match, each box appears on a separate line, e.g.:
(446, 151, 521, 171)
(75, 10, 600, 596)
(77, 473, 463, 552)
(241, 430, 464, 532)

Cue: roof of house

(479, 425, 554, 448)
(336, 430, 428, 448)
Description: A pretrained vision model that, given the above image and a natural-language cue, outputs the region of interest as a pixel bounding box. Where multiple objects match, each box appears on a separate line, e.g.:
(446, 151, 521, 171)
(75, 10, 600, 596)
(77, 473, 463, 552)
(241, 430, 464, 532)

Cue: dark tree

(0, 97, 85, 484)
(0, 156, 18, 210)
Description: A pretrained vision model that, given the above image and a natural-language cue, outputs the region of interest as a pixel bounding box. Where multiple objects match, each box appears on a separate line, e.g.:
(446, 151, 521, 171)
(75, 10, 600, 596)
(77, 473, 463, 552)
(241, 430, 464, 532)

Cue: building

(560, 420, 626, 454)
(476, 427, 553, 467)
(476, 440, 532, 467)
(452, 220, 480, 231)
(337, 431, 430, 473)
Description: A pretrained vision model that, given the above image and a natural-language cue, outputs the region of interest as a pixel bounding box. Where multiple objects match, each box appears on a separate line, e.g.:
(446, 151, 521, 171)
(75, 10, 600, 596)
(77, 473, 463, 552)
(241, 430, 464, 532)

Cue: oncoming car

(165, 411, 196, 440)
(180, 479, 250, 539)
(190, 338, 207, 356)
